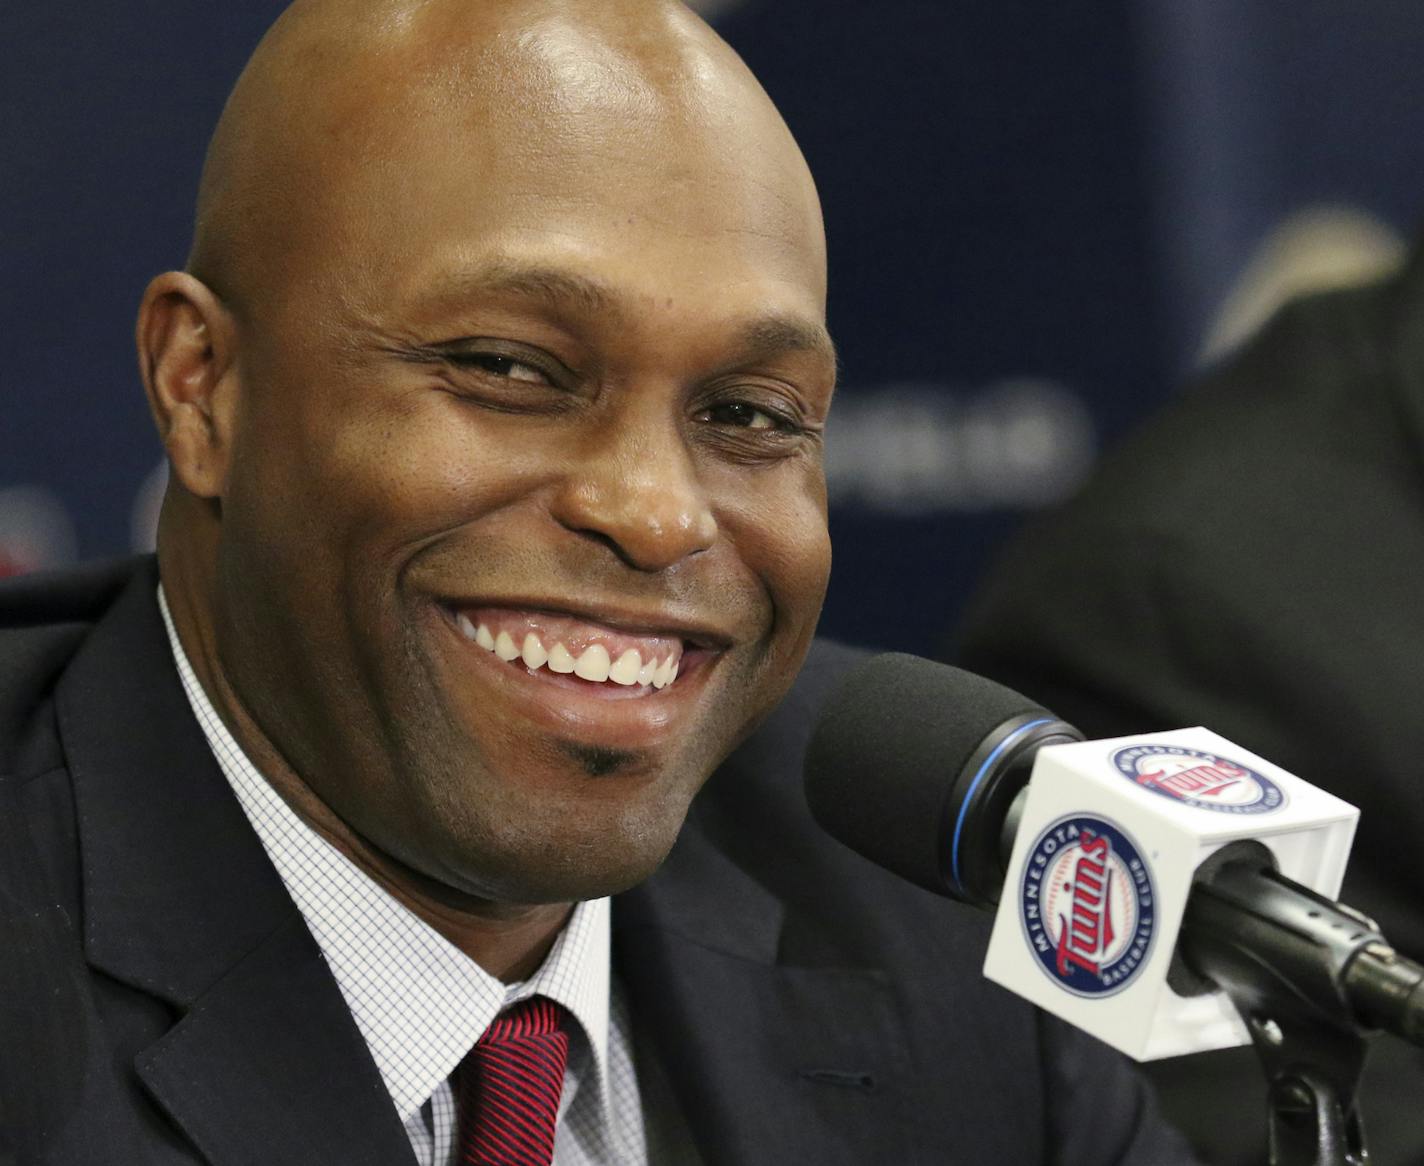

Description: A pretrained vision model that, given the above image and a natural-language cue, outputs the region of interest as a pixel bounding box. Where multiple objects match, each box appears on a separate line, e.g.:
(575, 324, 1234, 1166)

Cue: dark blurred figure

(957, 240, 1424, 1164)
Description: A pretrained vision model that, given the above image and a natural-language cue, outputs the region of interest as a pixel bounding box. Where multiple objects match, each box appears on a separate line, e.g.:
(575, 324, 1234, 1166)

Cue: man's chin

(438, 839, 681, 907)
(405, 788, 698, 907)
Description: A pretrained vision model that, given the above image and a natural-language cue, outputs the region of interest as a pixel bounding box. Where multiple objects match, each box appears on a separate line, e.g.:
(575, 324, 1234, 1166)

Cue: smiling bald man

(0, 3, 1196, 1164)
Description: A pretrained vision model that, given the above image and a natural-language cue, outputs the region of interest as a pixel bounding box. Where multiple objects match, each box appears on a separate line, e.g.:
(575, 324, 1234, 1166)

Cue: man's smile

(455, 606, 687, 688)
(433, 599, 733, 746)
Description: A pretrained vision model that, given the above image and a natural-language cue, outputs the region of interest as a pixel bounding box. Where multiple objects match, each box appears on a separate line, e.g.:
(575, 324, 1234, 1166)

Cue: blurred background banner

(3, 0, 1419, 650)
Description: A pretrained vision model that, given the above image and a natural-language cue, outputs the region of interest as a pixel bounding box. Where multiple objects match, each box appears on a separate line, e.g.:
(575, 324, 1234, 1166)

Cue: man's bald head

(188, 0, 823, 317)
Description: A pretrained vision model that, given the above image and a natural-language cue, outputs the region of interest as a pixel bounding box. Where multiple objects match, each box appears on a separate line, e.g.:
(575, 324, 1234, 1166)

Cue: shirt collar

(156, 585, 613, 1124)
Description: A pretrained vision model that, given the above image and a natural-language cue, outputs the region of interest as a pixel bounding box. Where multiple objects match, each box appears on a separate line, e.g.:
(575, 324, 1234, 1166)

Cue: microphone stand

(1179, 846, 1424, 1166)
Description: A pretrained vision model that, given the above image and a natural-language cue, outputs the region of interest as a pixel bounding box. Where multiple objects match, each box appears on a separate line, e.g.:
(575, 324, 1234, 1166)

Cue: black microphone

(804, 651, 1079, 909)
(803, 652, 1424, 1052)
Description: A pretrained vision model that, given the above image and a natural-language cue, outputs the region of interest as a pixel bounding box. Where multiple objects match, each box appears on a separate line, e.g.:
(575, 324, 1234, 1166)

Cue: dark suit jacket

(0, 556, 1192, 1164)
(957, 255, 1424, 1165)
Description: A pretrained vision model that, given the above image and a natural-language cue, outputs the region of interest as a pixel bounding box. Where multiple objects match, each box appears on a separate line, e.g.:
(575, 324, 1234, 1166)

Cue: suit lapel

(56, 563, 413, 1164)
(615, 802, 918, 1166)
(133, 914, 413, 1166)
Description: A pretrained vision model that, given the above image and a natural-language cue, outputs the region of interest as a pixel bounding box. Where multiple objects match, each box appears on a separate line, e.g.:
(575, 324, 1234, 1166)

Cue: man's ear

(136, 272, 239, 499)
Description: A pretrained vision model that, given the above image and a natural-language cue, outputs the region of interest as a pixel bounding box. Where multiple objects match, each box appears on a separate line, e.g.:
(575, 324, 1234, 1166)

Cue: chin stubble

(558, 739, 644, 778)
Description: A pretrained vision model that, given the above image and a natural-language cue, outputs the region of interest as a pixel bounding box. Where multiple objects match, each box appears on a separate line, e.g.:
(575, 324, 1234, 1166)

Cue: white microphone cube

(982, 727, 1358, 1060)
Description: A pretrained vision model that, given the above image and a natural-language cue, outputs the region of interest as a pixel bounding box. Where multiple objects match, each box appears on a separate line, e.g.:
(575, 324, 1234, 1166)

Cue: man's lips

(440, 601, 729, 696)
(427, 597, 739, 753)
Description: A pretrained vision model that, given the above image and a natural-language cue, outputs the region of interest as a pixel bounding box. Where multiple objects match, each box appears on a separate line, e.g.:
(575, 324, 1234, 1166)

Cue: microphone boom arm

(1179, 842, 1424, 1166)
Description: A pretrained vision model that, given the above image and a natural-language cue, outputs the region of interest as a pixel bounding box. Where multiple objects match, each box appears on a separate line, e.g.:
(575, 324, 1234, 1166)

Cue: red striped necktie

(456, 997, 571, 1166)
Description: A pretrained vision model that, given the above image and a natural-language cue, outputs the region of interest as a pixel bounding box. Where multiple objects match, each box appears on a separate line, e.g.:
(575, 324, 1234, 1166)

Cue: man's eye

(705, 401, 782, 430)
(455, 353, 549, 384)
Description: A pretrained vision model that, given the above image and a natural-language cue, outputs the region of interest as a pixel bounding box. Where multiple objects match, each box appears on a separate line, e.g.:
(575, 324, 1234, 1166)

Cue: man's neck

(158, 570, 573, 982)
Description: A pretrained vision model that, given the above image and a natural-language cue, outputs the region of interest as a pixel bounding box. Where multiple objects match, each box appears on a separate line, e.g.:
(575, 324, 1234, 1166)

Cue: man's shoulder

(773, 637, 868, 720)
(0, 556, 144, 631)
(697, 636, 868, 843)
(0, 556, 151, 776)
(725, 638, 867, 774)
(694, 638, 975, 929)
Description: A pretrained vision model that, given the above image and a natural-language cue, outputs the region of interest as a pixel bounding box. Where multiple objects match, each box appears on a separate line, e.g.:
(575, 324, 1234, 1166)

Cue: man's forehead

(193, 0, 824, 325)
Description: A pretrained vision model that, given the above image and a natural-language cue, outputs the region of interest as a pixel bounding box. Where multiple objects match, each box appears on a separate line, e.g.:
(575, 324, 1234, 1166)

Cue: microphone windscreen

(804, 652, 1051, 898)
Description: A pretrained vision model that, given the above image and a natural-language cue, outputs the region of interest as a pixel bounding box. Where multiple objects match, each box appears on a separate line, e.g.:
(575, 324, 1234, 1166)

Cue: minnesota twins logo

(1019, 816, 1156, 997)
(1111, 744, 1285, 815)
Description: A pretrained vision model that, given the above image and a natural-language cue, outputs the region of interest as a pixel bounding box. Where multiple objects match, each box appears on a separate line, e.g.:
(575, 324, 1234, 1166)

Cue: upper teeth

(458, 617, 681, 689)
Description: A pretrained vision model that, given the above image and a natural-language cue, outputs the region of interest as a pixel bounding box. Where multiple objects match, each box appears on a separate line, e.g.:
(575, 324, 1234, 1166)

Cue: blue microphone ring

(949, 716, 1054, 893)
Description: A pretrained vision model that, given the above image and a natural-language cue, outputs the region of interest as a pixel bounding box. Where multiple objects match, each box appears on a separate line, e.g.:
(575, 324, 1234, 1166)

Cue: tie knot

(478, 996, 568, 1046)
(456, 997, 572, 1166)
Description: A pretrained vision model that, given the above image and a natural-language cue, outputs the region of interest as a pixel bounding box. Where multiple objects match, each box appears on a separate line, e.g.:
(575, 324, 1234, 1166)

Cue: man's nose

(549, 413, 718, 572)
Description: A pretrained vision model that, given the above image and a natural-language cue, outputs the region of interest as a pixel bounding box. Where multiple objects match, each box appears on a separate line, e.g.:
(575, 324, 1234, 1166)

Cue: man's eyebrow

(735, 314, 838, 371)
(417, 261, 837, 369)
(417, 262, 621, 317)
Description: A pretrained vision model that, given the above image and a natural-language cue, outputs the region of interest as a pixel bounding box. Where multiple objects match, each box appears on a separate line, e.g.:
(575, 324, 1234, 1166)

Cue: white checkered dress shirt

(158, 589, 648, 1165)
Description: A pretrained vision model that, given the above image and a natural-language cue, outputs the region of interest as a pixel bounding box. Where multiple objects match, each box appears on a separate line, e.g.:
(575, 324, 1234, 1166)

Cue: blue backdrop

(4, 1, 1423, 650)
